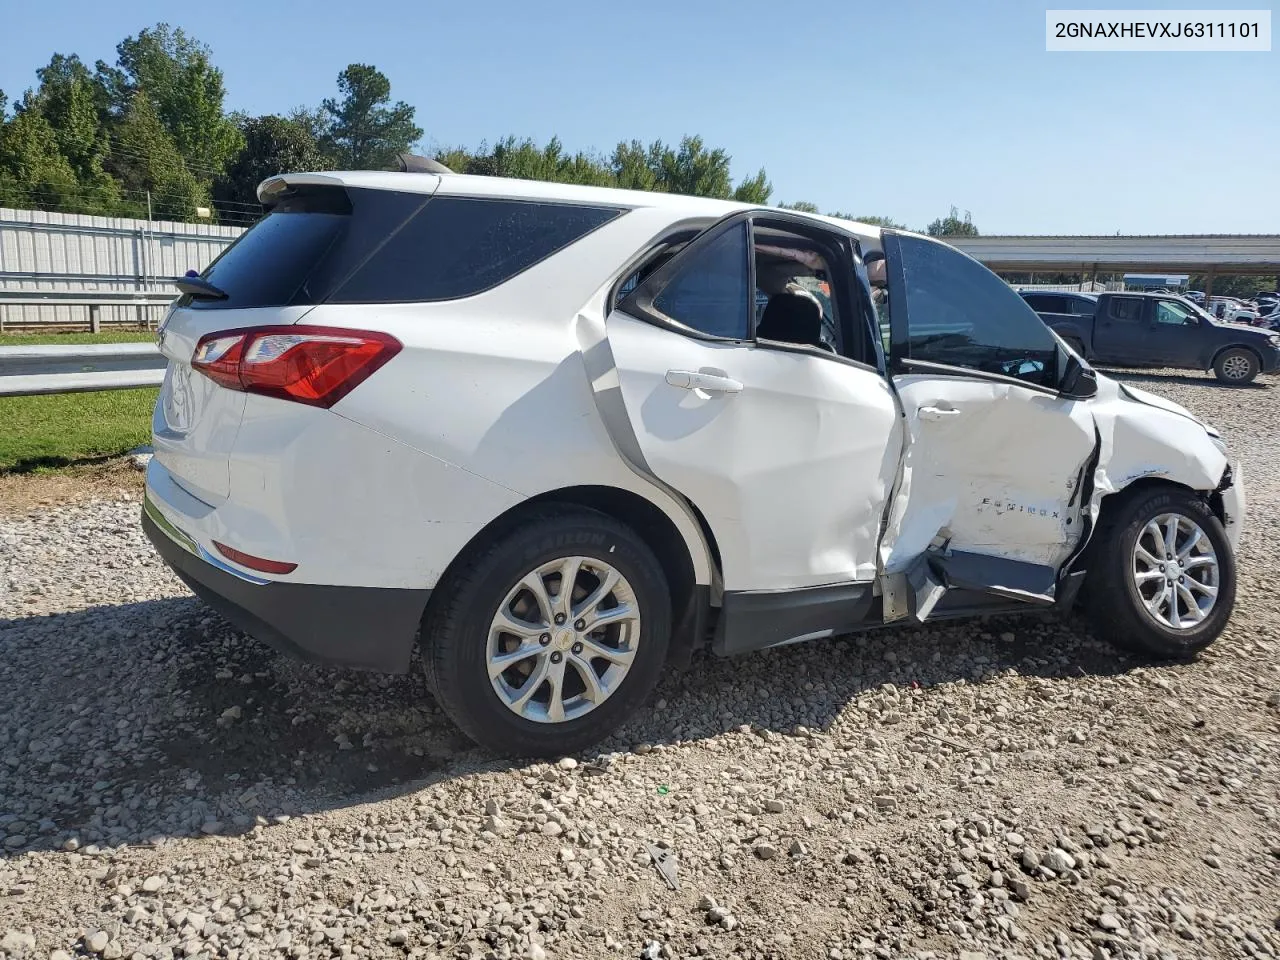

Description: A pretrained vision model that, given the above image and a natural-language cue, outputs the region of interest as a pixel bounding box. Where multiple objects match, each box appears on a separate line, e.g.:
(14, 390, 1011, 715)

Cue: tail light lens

(191, 326, 401, 408)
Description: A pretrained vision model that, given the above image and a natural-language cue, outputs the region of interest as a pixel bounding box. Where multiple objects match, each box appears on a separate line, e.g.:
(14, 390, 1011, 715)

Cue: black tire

(1213, 347, 1260, 384)
(421, 507, 671, 757)
(1063, 336, 1086, 359)
(1083, 486, 1235, 659)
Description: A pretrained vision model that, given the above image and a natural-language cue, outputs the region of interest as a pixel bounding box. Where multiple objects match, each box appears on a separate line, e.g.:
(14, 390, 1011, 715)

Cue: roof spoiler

(389, 153, 454, 175)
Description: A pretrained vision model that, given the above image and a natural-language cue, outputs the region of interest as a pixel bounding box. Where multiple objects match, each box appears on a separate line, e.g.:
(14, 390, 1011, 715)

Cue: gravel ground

(1, 369, 1278, 960)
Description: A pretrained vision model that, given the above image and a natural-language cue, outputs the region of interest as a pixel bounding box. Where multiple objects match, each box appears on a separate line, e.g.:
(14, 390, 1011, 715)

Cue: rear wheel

(421, 508, 671, 757)
(1083, 486, 1235, 659)
(1213, 348, 1259, 384)
(1063, 336, 1086, 358)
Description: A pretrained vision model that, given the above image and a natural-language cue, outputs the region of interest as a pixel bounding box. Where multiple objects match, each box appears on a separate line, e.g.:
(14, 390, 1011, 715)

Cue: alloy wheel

(485, 556, 640, 723)
(1131, 513, 1220, 630)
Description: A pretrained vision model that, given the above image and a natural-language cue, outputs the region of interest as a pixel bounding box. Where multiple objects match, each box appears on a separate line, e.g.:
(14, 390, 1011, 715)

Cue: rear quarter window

(330, 198, 624, 303)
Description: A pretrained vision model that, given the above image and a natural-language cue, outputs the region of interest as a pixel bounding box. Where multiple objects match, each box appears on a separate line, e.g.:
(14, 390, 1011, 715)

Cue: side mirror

(1059, 350, 1098, 400)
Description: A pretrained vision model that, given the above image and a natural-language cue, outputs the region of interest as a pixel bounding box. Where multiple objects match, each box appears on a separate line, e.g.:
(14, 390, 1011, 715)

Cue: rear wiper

(175, 275, 228, 301)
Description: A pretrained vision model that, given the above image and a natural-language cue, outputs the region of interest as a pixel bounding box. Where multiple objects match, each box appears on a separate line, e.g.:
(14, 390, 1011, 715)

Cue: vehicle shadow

(0, 596, 1148, 861)
(1102, 368, 1269, 390)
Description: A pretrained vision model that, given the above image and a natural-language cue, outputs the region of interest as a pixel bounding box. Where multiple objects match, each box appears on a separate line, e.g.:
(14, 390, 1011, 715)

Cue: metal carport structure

(946, 234, 1280, 300)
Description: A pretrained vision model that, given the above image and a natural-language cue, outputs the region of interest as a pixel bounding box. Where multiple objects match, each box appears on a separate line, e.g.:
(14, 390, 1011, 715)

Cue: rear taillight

(191, 325, 401, 408)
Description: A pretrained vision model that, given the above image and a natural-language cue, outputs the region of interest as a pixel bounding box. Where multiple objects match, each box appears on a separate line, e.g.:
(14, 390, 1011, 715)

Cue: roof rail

(389, 153, 454, 175)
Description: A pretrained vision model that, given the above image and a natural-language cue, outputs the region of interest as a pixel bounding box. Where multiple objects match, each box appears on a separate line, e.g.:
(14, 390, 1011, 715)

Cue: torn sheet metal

(880, 372, 1234, 600)
(880, 375, 1096, 575)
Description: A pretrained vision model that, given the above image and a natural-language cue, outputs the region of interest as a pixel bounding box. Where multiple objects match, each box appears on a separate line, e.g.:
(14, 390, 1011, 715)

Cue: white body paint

(147, 171, 1243, 621)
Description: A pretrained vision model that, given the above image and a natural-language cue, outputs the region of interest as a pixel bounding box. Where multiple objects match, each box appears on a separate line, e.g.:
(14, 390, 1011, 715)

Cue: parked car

(1184, 290, 1205, 303)
(1020, 290, 1280, 383)
(143, 170, 1246, 757)
(1208, 296, 1260, 324)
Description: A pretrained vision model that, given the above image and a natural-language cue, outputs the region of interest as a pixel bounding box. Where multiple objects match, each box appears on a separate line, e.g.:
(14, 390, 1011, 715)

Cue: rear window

(191, 189, 623, 309)
(1024, 294, 1069, 313)
(192, 206, 348, 311)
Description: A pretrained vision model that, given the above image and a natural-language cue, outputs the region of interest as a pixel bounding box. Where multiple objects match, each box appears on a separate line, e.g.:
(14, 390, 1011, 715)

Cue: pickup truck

(1020, 290, 1280, 384)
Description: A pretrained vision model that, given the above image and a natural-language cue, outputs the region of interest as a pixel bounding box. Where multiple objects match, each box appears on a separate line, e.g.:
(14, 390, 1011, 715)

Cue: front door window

(887, 233, 1060, 388)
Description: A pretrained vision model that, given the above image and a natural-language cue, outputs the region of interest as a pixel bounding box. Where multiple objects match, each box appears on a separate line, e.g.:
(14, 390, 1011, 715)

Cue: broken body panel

(605, 219, 1241, 651)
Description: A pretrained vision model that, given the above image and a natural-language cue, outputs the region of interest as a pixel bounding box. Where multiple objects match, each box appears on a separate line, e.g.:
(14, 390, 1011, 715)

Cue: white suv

(144, 170, 1246, 757)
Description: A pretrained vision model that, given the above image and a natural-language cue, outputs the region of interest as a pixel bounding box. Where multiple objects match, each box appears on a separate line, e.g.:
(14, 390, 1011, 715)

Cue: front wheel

(1083, 486, 1235, 659)
(1214, 348, 1259, 384)
(421, 507, 671, 757)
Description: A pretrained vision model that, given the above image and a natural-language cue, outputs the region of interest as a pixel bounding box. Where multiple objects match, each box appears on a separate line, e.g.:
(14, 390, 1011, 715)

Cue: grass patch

(0, 388, 157, 473)
(0, 331, 156, 345)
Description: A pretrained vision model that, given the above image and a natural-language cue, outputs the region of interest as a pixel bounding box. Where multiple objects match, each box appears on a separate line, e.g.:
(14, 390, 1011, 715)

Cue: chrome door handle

(918, 405, 960, 421)
(665, 370, 743, 394)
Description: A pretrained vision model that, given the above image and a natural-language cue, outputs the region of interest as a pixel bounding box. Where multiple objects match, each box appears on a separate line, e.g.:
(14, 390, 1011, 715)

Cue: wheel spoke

(569, 653, 607, 703)
(1134, 545, 1163, 568)
(1176, 583, 1206, 622)
(492, 608, 546, 639)
(1177, 527, 1202, 560)
(488, 643, 543, 678)
(553, 557, 583, 618)
(1135, 569, 1166, 584)
(1162, 516, 1179, 558)
(1182, 554, 1217, 571)
(578, 636, 636, 667)
(572, 568, 620, 621)
(580, 603, 637, 633)
(545, 660, 568, 722)
(519, 571, 555, 626)
(1145, 584, 1170, 620)
(1186, 578, 1217, 597)
(510, 656, 551, 712)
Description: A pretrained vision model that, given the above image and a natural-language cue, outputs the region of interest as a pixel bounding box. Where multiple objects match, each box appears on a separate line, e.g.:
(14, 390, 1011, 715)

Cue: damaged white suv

(144, 169, 1245, 757)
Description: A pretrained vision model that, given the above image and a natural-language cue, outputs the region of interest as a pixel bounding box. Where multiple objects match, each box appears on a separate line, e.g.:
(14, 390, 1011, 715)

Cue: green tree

(608, 139, 659, 192)
(109, 92, 205, 220)
(99, 24, 242, 176)
(925, 205, 979, 237)
(320, 64, 422, 169)
(25, 54, 120, 212)
(0, 107, 81, 211)
(847, 214, 906, 229)
(214, 114, 330, 206)
(731, 168, 771, 204)
(779, 200, 820, 213)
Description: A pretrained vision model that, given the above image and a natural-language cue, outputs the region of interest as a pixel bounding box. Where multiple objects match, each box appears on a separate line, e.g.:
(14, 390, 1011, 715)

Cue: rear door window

(1108, 297, 1145, 322)
(632, 222, 752, 339)
(1070, 297, 1098, 315)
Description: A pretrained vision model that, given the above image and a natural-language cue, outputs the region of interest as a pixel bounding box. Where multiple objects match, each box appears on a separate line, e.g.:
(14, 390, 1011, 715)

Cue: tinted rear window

(192, 207, 348, 310)
(191, 190, 622, 309)
(330, 198, 622, 303)
(1024, 294, 1069, 313)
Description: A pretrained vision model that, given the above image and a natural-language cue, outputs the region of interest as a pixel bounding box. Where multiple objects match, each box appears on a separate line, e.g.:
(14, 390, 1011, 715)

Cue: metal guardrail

(0, 341, 166, 396)
(0, 289, 177, 333)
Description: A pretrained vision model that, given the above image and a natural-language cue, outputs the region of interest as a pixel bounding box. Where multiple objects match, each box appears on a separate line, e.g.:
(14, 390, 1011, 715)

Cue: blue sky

(2, 0, 1276, 234)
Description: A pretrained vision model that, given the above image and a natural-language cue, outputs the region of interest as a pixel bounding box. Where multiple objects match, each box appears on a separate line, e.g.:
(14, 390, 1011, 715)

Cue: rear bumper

(143, 507, 429, 673)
